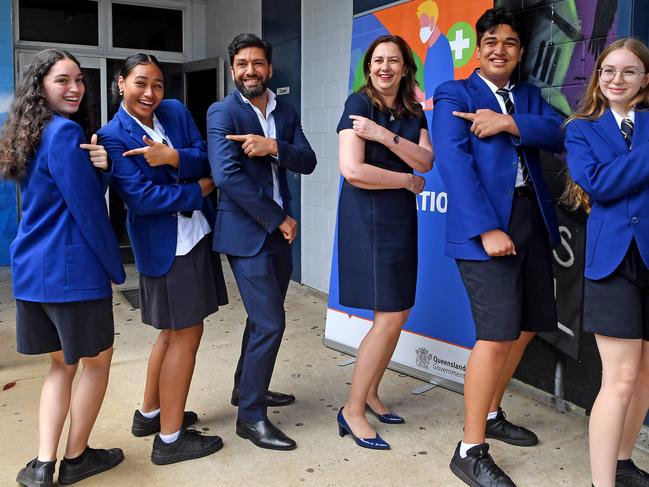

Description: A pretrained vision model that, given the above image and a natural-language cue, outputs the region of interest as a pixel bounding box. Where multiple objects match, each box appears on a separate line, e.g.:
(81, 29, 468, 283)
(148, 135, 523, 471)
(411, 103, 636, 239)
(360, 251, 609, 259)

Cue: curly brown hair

(360, 35, 423, 119)
(0, 49, 88, 181)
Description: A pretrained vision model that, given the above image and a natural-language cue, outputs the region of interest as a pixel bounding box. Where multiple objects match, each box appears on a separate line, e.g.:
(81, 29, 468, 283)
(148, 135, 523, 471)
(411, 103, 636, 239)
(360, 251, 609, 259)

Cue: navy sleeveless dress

(336, 91, 427, 312)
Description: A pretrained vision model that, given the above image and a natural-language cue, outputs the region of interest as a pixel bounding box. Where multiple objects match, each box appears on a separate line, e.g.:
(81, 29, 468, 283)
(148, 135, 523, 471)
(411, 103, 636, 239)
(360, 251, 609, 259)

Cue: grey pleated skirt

(139, 235, 228, 330)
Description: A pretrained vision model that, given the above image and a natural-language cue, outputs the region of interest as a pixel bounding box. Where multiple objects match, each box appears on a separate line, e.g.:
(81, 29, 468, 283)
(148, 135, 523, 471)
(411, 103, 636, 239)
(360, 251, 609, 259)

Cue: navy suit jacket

(98, 99, 214, 277)
(207, 92, 317, 257)
(10, 115, 125, 302)
(432, 71, 564, 260)
(566, 109, 649, 280)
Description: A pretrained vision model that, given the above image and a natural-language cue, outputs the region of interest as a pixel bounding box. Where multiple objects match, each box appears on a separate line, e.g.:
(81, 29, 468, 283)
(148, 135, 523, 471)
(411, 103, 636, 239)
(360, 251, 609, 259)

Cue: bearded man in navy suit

(207, 33, 316, 451)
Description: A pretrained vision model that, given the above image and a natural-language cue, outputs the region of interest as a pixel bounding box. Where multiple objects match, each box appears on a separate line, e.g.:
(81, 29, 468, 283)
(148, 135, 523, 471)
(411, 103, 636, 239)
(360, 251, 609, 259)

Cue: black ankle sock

(63, 447, 89, 465)
(34, 459, 55, 468)
(617, 458, 633, 468)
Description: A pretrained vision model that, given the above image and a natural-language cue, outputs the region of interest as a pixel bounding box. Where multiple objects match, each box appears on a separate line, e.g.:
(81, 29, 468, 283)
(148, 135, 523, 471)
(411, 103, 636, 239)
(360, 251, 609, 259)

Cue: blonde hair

(416, 0, 438, 20)
(562, 38, 649, 212)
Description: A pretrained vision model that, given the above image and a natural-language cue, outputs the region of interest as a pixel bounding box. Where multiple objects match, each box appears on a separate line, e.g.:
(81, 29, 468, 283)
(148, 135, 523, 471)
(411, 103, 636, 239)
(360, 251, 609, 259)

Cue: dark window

(112, 4, 183, 53)
(353, 0, 401, 15)
(19, 0, 98, 45)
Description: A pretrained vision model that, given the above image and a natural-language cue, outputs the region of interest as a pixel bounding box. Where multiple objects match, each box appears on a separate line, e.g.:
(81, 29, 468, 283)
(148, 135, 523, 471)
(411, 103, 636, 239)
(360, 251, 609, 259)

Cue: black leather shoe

(151, 427, 223, 465)
(58, 447, 124, 485)
(16, 458, 55, 487)
(450, 442, 516, 487)
(236, 418, 297, 450)
(617, 458, 649, 486)
(231, 388, 296, 407)
(131, 409, 199, 437)
(485, 408, 538, 446)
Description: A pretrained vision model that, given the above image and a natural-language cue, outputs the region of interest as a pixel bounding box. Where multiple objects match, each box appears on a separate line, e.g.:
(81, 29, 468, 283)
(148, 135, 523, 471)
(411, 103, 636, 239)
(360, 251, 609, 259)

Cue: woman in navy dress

(0, 49, 125, 486)
(564, 38, 649, 487)
(336, 35, 433, 449)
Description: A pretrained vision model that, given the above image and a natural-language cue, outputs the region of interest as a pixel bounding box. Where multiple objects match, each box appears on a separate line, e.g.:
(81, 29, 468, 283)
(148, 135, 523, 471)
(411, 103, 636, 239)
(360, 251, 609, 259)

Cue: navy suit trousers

(228, 230, 292, 422)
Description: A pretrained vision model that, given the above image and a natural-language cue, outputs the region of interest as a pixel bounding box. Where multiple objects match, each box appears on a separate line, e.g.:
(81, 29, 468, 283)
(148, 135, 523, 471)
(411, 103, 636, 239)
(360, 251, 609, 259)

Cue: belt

(514, 185, 535, 199)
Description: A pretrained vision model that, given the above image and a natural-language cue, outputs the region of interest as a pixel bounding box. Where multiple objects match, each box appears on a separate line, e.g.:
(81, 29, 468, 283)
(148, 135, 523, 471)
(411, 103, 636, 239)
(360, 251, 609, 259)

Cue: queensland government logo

(415, 347, 433, 369)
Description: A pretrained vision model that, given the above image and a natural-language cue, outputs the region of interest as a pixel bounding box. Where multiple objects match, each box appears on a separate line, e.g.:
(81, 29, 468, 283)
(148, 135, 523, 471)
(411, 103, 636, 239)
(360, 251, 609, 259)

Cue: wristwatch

(393, 134, 400, 145)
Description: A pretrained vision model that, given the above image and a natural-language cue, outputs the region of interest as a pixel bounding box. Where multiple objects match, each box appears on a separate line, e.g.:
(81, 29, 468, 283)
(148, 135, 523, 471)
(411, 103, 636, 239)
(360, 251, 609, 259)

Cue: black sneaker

(151, 427, 224, 465)
(132, 409, 199, 437)
(616, 458, 649, 486)
(16, 458, 55, 487)
(449, 441, 516, 487)
(485, 408, 538, 447)
(58, 447, 124, 485)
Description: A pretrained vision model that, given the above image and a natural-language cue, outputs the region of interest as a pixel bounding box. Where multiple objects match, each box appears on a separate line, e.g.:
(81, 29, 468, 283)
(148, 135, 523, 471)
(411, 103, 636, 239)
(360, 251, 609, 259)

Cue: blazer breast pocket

(65, 244, 107, 290)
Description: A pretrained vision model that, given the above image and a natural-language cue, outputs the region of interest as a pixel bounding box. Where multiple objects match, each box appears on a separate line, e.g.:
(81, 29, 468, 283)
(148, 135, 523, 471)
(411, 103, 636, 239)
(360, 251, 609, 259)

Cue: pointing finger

(226, 134, 248, 142)
(122, 147, 147, 157)
(453, 111, 476, 121)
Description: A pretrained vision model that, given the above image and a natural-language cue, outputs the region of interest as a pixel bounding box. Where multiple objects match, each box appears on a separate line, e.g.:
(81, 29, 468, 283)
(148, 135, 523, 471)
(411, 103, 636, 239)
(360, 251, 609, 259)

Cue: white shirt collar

(121, 102, 169, 145)
(477, 71, 514, 94)
(611, 107, 635, 129)
(238, 89, 277, 118)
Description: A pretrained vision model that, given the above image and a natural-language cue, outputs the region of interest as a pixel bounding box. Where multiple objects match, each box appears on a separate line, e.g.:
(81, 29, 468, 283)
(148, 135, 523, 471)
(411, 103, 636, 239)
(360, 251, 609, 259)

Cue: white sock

(487, 410, 498, 421)
(140, 408, 160, 419)
(159, 429, 180, 444)
(460, 442, 480, 459)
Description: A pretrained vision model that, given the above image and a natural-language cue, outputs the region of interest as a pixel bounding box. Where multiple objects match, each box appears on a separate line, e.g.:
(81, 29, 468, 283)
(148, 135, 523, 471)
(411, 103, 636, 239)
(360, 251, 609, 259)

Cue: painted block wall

(300, 0, 352, 292)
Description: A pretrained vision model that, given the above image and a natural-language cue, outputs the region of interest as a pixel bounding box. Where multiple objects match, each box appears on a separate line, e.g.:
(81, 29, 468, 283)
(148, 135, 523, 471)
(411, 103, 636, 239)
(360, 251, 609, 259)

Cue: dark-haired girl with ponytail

(98, 52, 227, 465)
(0, 49, 125, 487)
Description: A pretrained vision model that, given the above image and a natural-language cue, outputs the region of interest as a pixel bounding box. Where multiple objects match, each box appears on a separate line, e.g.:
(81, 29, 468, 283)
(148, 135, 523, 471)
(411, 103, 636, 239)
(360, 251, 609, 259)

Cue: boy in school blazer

(432, 8, 563, 486)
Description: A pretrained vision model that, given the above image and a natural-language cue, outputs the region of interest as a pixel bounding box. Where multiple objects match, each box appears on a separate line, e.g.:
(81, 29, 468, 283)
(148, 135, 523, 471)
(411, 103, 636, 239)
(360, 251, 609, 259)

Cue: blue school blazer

(432, 71, 564, 261)
(98, 99, 215, 277)
(10, 115, 125, 302)
(206, 93, 317, 257)
(565, 109, 649, 280)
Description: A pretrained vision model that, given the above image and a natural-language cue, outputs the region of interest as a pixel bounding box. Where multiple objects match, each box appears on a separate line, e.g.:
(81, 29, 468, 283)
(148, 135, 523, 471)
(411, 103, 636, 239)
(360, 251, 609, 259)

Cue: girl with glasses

(564, 38, 649, 487)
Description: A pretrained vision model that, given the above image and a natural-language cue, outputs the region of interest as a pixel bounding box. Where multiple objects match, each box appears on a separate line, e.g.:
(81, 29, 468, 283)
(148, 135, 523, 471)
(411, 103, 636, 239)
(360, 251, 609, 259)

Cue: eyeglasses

(598, 66, 646, 82)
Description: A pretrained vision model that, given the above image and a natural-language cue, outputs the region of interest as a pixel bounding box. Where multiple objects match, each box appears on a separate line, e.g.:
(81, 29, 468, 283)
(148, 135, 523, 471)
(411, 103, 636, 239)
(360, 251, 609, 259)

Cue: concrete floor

(0, 262, 645, 486)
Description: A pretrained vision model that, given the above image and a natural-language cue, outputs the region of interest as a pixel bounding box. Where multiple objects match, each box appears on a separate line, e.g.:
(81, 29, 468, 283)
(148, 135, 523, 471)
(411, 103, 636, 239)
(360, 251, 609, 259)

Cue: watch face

(393, 134, 400, 144)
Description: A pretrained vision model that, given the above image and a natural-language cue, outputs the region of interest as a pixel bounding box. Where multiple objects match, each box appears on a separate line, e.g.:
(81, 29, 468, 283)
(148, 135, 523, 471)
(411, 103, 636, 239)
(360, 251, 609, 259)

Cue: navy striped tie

(496, 88, 531, 188)
(621, 118, 634, 148)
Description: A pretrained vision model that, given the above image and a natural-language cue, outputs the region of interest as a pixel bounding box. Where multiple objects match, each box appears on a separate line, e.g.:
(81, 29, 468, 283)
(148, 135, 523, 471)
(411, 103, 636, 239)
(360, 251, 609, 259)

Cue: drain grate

(120, 288, 141, 309)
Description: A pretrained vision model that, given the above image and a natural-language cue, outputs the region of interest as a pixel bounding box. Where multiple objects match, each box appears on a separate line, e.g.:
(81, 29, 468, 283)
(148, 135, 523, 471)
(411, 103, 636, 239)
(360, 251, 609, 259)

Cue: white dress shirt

(237, 89, 283, 208)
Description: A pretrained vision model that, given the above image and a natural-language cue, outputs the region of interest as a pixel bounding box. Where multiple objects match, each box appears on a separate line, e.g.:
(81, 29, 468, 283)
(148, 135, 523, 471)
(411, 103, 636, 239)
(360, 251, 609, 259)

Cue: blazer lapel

(593, 109, 628, 155)
(273, 104, 284, 142)
(467, 70, 502, 113)
(154, 104, 181, 146)
(116, 106, 148, 148)
(511, 83, 529, 115)
(234, 92, 266, 135)
(632, 109, 649, 147)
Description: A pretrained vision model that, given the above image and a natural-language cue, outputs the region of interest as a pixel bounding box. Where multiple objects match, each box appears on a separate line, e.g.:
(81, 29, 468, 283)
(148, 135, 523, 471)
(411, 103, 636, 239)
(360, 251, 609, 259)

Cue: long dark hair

(0, 49, 88, 181)
(111, 52, 163, 106)
(360, 35, 423, 119)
